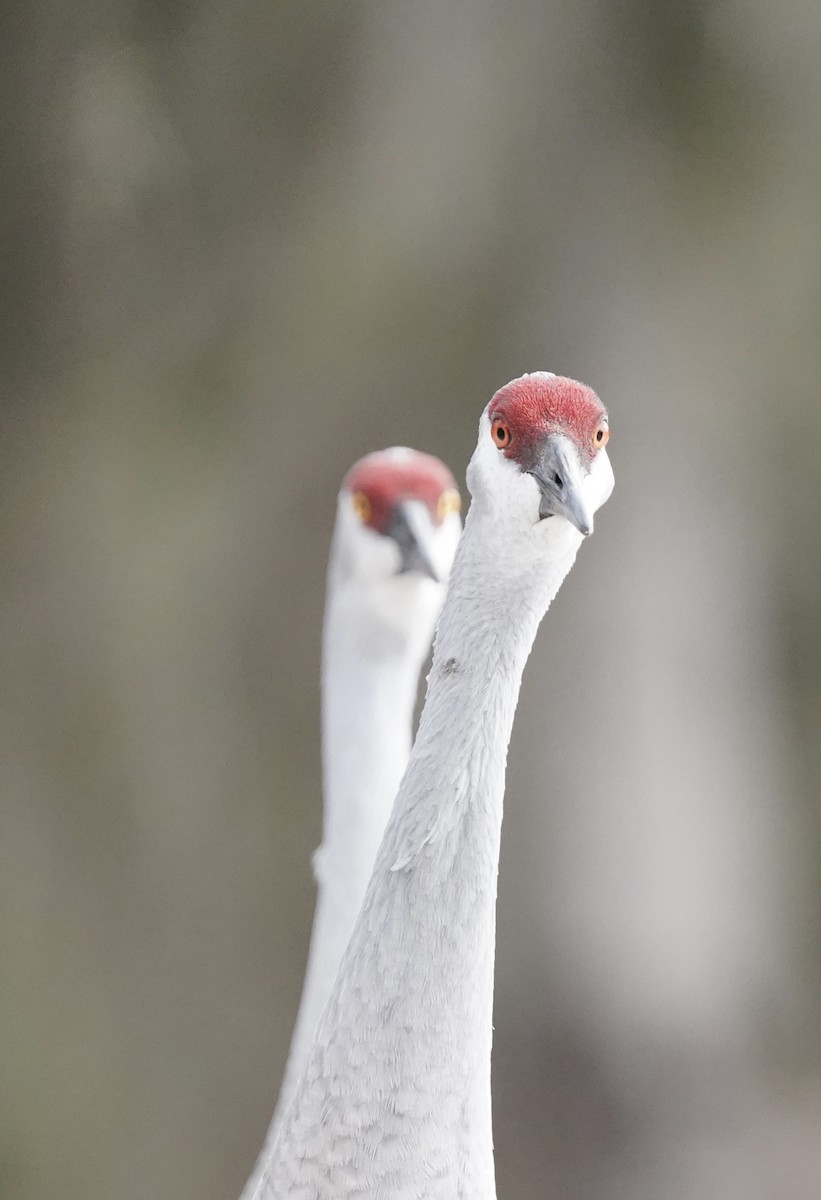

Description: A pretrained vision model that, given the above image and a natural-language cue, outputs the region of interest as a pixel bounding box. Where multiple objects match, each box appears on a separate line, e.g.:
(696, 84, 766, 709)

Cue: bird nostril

(553, 472, 564, 490)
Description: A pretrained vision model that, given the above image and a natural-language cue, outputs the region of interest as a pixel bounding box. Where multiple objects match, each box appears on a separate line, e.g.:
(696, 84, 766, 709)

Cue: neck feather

(244, 576, 437, 1196)
(262, 503, 580, 1199)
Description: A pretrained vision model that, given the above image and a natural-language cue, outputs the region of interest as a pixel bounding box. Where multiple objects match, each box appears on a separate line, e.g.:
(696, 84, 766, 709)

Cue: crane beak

(387, 502, 440, 581)
(530, 434, 595, 537)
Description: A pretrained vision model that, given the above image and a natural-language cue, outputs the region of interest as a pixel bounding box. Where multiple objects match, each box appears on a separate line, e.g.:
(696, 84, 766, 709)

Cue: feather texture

(241, 449, 459, 1199)
(253, 386, 613, 1198)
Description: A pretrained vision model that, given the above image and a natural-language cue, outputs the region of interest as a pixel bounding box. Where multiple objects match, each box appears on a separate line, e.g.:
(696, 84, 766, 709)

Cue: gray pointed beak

(529, 434, 595, 536)
(387, 502, 440, 581)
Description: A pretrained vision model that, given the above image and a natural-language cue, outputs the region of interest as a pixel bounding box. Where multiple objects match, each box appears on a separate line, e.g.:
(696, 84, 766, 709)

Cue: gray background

(3, 3, 821, 1198)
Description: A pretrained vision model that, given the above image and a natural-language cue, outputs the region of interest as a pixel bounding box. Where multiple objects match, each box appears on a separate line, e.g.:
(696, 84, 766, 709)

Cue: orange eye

(351, 492, 371, 524)
(491, 418, 512, 449)
(593, 422, 610, 450)
(436, 488, 461, 521)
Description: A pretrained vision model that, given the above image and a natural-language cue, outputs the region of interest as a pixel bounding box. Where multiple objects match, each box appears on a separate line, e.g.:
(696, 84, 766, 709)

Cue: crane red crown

(344, 450, 459, 534)
(489, 373, 607, 463)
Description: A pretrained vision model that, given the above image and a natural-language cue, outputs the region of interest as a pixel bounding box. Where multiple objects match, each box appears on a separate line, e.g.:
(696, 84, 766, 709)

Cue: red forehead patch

(489, 373, 606, 461)
(344, 449, 458, 534)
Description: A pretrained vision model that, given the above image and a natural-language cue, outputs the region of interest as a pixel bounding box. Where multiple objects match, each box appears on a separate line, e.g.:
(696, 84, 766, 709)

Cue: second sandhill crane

(254, 373, 614, 1199)
(241, 448, 461, 1199)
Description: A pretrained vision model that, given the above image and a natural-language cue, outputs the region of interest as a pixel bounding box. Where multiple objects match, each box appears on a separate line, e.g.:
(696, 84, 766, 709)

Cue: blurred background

(3, 2, 821, 1197)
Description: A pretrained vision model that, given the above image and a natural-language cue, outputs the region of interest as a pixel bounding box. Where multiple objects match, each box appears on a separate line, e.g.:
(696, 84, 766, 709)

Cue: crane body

(241, 449, 460, 1199)
(255, 376, 613, 1199)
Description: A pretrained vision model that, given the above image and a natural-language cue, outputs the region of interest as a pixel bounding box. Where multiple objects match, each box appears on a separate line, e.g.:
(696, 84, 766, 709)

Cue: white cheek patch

(585, 447, 614, 514)
(334, 500, 402, 582)
(360, 525, 405, 580)
(432, 512, 463, 582)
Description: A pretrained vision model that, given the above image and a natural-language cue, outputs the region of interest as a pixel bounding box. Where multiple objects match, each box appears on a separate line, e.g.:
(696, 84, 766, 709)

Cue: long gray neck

(320, 605, 424, 887)
(262, 504, 580, 1199)
(259, 580, 432, 1151)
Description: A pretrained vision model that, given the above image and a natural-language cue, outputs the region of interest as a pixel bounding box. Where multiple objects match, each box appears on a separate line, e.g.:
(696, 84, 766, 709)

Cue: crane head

(472, 372, 614, 539)
(337, 448, 462, 587)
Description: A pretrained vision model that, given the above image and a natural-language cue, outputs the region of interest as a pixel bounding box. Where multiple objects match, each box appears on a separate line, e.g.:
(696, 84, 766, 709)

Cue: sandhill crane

(255, 373, 614, 1199)
(241, 448, 461, 1199)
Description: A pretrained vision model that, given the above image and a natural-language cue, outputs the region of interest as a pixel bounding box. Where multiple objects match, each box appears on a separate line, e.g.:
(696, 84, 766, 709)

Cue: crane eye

(593, 422, 610, 450)
(491, 418, 512, 449)
(351, 492, 372, 524)
(436, 488, 461, 522)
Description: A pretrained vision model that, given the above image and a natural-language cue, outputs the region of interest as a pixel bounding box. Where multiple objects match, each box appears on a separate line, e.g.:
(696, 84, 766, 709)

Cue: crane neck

(258, 565, 442, 1156)
(320, 593, 429, 886)
(262, 498, 583, 1199)
(385, 496, 580, 872)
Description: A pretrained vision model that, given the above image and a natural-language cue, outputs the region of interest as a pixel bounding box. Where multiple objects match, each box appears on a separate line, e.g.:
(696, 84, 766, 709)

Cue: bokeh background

(3, 2, 821, 1198)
